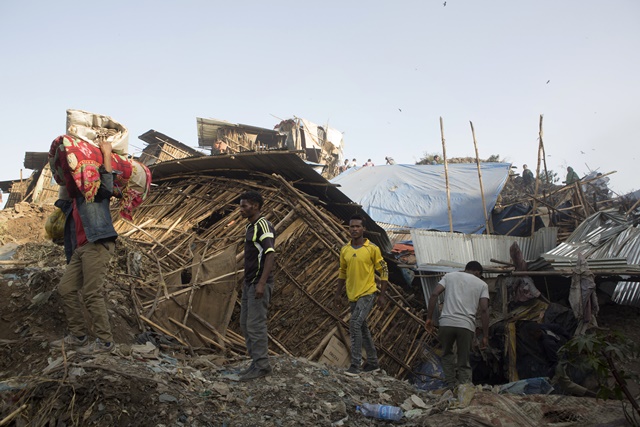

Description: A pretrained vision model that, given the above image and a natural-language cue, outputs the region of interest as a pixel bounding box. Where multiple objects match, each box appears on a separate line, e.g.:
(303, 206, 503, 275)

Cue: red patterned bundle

(49, 135, 151, 220)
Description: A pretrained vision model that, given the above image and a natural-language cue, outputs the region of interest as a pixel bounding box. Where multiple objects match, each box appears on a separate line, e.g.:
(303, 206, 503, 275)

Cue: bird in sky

(546, 80, 550, 84)
(580, 151, 585, 154)
(398, 108, 402, 112)
(443, 1, 446, 6)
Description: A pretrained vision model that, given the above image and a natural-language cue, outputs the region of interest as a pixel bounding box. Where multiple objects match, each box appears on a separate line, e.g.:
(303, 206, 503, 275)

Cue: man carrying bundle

(51, 139, 118, 355)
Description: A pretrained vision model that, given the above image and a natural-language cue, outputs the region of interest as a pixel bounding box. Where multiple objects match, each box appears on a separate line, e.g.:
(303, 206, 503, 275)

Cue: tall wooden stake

(531, 115, 545, 236)
(440, 117, 453, 232)
(470, 121, 493, 234)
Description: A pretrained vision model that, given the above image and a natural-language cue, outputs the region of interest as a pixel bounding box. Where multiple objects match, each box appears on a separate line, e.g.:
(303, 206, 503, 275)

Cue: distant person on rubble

(522, 164, 534, 189)
(564, 166, 580, 185)
(385, 156, 396, 165)
(364, 159, 374, 167)
(431, 155, 441, 165)
(335, 214, 389, 376)
(238, 191, 276, 381)
(212, 139, 229, 155)
(51, 139, 118, 355)
(425, 261, 489, 388)
(349, 158, 357, 168)
(593, 173, 610, 201)
(339, 159, 350, 173)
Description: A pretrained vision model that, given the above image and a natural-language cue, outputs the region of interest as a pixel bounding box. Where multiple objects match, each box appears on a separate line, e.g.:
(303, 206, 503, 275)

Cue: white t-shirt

(438, 271, 489, 332)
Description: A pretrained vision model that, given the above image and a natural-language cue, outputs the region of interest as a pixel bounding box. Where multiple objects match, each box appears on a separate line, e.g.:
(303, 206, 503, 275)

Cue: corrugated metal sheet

(542, 210, 640, 307)
(613, 282, 640, 307)
(419, 275, 442, 319)
(24, 152, 49, 170)
(377, 222, 412, 245)
(411, 227, 558, 269)
(138, 130, 205, 157)
(149, 151, 391, 252)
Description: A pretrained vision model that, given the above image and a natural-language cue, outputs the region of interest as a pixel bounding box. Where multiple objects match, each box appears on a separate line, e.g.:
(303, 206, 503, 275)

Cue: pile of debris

(0, 202, 57, 246)
(1, 118, 639, 425)
(113, 167, 429, 378)
(0, 234, 630, 426)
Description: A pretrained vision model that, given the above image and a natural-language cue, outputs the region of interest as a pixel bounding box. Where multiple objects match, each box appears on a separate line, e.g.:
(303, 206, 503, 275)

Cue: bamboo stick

(142, 271, 242, 309)
(168, 317, 226, 352)
(0, 404, 27, 426)
(440, 117, 453, 232)
(271, 174, 346, 244)
(167, 296, 231, 349)
(470, 121, 493, 234)
(139, 315, 188, 347)
(308, 327, 338, 360)
(626, 197, 640, 216)
(183, 239, 211, 324)
(531, 114, 544, 236)
(0, 260, 34, 266)
(122, 218, 154, 237)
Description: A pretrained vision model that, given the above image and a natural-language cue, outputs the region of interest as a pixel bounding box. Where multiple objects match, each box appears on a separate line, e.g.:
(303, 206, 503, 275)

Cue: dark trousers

(438, 326, 474, 387)
(240, 282, 273, 370)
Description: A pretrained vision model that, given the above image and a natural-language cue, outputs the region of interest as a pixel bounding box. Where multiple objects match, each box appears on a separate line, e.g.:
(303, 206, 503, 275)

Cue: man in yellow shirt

(335, 214, 389, 376)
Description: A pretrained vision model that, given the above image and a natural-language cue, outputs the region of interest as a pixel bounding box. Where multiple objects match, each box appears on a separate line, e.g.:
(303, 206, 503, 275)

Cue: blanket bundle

(49, 135, 152, 220)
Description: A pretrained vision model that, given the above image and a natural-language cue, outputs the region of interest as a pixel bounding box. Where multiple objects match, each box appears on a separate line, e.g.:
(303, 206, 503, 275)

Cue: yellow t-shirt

(339, 239, 389, 302)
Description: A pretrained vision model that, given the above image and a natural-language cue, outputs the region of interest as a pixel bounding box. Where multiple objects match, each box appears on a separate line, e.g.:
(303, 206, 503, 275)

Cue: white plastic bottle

(357, 403, 403, 421)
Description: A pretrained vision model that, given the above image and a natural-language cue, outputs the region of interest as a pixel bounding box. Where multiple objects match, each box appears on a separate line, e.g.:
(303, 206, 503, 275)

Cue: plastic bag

(45, 208, 66, 243)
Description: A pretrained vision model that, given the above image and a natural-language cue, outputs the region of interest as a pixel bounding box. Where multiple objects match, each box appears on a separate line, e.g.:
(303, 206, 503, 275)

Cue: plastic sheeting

(331, 163, 511, 234)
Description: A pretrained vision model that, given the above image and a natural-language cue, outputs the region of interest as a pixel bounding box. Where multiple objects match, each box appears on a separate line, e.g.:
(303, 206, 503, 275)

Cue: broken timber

(112, 156, 429, 379)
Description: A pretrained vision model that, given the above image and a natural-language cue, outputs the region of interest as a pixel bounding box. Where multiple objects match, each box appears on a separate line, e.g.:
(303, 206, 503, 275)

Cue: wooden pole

(139, 315, 189, 347)
(531, 115, 544, 236)
(625, 197, 640, 217)
(440, 117, 454, 233)
(470, 121, 493, 234)
(0, 404, 27, 427)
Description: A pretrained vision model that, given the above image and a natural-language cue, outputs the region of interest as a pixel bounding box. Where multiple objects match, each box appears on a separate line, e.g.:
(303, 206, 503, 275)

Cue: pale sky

(1, 1, 639, 195)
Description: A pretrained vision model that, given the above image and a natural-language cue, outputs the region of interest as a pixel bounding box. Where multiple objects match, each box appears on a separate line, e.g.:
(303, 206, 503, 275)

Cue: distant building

(0, 152, 59, 209)
(138, 130, 205, 166)
(197, 117, 344, 179)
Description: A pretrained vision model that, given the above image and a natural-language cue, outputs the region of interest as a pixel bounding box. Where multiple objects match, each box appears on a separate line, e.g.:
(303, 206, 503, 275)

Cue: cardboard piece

(319, 335, 350, 368)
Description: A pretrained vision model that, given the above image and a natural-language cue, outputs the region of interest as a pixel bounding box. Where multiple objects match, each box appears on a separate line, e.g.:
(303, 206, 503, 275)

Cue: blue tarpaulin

(331, 163, 511, 234)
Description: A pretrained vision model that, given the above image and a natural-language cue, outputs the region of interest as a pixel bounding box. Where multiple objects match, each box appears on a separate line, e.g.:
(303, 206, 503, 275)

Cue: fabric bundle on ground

(49, 135, 152, 220)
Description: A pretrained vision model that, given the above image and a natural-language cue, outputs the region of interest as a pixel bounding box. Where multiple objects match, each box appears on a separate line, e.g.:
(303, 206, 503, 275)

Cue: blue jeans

(349, 293, 378, 368)
(240, 282, 273, 370)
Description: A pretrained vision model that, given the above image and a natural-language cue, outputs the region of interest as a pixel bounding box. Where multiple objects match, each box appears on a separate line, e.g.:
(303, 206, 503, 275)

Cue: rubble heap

(0, 204, 635, 426)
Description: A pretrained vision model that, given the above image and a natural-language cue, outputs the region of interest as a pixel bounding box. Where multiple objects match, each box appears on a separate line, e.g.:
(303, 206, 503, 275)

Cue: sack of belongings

(66, 109, 129, 155)
(44, 208, 66, 243)
(48, 134, 151, 220)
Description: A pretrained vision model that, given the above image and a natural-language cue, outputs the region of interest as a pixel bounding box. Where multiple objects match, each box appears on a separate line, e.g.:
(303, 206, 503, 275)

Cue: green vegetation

(560, 330, 640, 423)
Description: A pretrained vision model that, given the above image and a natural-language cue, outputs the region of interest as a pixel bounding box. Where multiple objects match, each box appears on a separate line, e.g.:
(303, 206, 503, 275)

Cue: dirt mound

(0, 203, 56, 246)
(0, 212, 635, 426)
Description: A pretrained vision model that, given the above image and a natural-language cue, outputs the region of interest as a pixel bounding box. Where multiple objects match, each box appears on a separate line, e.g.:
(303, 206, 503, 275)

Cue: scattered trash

(356, 403, 403, 421)
(131, 341, 159, 359)
(499, 377, 554, 395)
(29, 290, 52, 308)
(158, 393, 178, 403)
(455, 383, 476, 408)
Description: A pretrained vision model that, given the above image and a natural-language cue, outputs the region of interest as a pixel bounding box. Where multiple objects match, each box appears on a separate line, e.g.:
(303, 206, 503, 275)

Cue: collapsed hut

(112, 151, 432, 378)
(138, 130, 205, 166)
(0, 152, 59, 209)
